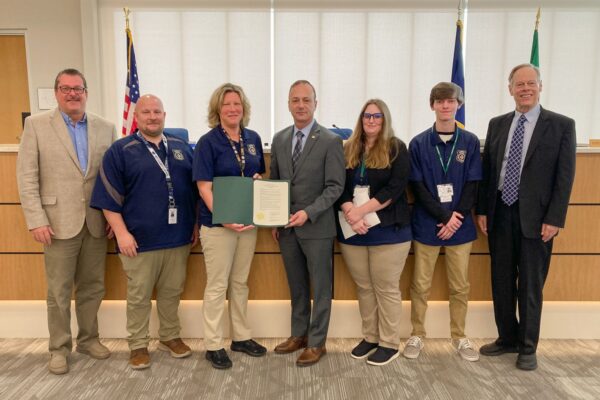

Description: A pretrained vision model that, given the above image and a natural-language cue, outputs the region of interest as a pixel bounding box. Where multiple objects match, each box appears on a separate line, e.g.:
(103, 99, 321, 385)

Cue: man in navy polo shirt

(91, 94, 198, 370)
(403, 82, 481, 362)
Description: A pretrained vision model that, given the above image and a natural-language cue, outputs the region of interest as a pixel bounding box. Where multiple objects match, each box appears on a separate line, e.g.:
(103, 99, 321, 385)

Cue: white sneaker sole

(402, 347, 423, 359)
(458, 352, 480, 362)
(350, 347, 377, 360)
(367, 351, 400, 366)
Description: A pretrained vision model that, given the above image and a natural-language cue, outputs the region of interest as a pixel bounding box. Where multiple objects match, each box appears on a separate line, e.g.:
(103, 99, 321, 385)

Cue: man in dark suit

(270, 80, 345, 366)
(476, 64, 576, 370)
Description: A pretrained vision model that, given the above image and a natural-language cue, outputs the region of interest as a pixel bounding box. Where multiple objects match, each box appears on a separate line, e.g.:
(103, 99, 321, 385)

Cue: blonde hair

(207, 83, 251, 128)
(344, 99, 398, 169)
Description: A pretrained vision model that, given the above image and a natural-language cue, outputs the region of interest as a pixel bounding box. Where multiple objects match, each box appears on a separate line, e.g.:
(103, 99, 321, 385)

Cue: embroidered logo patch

(247, 144, 257, 156)
(456, 150, 466, 163)
(172, 149, 184, 160)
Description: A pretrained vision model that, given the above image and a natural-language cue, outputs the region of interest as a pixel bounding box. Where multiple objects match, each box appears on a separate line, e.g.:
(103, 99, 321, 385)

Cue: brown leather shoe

(129, 348, 151, 370)
(158, 338, 192, 358)
(296, 346, 326, 366)
(274, 336, 308, 354)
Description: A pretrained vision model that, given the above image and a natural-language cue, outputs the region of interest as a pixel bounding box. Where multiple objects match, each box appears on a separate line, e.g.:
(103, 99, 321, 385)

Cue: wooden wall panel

(0, 153, 19, 203)
(247, 254, 290, 300)
(0, 254, 46, 300)
(544, 256, 600, 301)
(570, 154, 600, 203)
(0, 35, 30, 144)
(0, 204, 43, 252)
(553, 206, 600, 253)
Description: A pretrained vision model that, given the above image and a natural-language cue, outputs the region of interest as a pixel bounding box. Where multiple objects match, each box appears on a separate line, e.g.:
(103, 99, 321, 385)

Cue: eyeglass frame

(57, 86, 87, 95)
(362, 112, 384, 120)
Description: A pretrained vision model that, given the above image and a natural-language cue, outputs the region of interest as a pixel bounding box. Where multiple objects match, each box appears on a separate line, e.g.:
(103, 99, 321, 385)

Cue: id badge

(168, 207, 178, 224)
(437, 184, 453, 203)
(353, 185, 370, 206)
(353, 185, 370, 197)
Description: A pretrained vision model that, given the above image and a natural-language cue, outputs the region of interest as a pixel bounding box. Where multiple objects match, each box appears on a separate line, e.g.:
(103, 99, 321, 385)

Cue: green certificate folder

(212, 176, 290, 227)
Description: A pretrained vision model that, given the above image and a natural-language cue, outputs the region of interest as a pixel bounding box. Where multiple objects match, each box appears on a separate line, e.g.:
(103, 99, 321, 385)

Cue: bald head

(135, 94, 166, 139)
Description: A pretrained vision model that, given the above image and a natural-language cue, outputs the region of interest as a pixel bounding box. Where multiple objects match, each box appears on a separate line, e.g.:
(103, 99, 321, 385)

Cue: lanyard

(433, 125, 460, 175)
(222, 127, 245, 177)
(358, 154, 367, 185)
(137, 132, 176, 208)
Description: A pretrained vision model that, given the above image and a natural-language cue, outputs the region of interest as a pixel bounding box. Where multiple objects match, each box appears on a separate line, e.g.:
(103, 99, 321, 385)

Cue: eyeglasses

(58, 86, 86, 94)
(513, 81, 539, 89)
(362, 112, 383, 120)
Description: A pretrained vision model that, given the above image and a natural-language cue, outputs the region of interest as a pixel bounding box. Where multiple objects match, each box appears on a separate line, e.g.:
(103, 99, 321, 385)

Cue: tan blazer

(17, 108, 116, 239)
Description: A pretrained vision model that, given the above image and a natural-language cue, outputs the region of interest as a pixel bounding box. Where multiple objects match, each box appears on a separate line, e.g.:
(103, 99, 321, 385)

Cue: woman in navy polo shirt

(193, 83, 266, 369)
(337, 99, 412, 366)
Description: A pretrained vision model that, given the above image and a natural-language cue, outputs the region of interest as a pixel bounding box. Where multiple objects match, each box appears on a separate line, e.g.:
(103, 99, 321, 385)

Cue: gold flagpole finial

(535, 7, 541, 30)
(123, 7, 130, 30)
(457, 0, 464, 22)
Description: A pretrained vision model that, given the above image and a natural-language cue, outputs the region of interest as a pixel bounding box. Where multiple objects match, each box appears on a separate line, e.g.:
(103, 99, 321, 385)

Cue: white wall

(0, 0, 89, 115)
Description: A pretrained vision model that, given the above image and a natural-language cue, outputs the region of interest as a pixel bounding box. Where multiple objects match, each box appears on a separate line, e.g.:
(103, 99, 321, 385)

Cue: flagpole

(451, 0, 466, 128)
(121, 7, 140, 136)
(124, 7, 130, 30)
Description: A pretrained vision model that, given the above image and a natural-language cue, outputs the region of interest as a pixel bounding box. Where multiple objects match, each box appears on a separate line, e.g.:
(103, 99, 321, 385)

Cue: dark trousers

(278, 228, 333, 348)
(488, 194, 553, 354)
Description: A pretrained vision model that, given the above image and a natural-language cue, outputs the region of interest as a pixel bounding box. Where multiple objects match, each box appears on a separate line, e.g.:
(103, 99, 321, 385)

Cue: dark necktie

(292, 131, 304, 171)
(501, 114, 527, 206)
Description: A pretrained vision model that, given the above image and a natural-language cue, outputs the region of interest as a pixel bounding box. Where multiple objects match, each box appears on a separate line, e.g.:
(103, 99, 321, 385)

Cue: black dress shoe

(206, 349, 233, 369)
(516, 353, 537, 371)
(230, 339, 267, 357)
(479, 341, 519, 356)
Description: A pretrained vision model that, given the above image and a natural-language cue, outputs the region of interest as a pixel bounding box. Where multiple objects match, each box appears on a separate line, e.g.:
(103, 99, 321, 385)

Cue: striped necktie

(292, 131, 304, 171)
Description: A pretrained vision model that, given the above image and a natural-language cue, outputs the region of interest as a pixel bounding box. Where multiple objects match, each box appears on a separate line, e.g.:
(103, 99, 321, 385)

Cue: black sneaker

(367, 346, 400, 366)
(205, 349, 233, 369)
(230, 339, 267, 357)
(350, 339, 378, 359)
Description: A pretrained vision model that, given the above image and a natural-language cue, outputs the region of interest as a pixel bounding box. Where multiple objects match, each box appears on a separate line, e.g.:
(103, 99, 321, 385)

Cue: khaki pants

(410, 241, 472, 339)
(44, 224, 107, 357)
(119, 244, 190, 350)
(200, 226, 257, 351)
(340, 241, 411, 349)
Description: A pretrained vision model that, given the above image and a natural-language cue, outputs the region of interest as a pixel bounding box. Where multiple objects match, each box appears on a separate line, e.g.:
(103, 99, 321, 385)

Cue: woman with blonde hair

(193, 83, 266, 369)
(337, 98, 411, 366)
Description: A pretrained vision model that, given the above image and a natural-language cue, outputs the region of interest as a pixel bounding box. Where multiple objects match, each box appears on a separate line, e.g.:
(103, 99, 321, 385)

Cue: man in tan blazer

(17, 69, 115, 374)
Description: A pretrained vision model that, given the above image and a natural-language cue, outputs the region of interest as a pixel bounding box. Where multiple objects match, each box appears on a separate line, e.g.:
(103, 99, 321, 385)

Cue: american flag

(122, 27, 140, 136)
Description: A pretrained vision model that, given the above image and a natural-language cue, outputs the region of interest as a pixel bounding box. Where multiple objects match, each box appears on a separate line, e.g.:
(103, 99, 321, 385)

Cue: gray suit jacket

(476, 107, 576, 238)
(270, 121, 345, 239)
(17, 108, 116, 239)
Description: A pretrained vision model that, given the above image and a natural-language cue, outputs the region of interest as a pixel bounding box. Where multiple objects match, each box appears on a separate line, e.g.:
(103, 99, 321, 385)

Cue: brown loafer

(274, 336, 308, 354)
(296, 346, 326, 366)
(129, 347, 151, 370)
(158, 338, 192, 358)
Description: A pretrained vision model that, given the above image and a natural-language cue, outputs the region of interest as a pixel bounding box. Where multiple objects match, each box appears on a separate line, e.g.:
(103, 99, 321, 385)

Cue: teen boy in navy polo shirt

(91, 94, 198, 370)
(404, 82, 482, 362)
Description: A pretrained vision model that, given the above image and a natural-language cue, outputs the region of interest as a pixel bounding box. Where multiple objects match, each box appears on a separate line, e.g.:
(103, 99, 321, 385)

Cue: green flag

(530, 29, 539, 67)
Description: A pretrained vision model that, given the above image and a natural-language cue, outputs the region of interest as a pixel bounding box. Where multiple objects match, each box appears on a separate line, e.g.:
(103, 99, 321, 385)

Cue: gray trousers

(278, 228, 333, 348)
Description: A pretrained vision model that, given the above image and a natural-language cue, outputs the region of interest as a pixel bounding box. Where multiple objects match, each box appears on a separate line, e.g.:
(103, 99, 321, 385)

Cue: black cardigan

(337, 138, 411, 228)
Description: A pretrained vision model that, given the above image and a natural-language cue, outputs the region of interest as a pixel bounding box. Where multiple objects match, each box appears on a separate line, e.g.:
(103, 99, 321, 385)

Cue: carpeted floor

(0, 338, 599, 400)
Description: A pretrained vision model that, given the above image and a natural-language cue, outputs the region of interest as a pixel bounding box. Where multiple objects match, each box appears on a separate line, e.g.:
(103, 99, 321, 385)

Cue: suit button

(81, 198, 85, 202)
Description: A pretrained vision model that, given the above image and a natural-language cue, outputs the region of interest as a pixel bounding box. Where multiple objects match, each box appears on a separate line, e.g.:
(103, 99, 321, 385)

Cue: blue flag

(451, 19, 465, 128)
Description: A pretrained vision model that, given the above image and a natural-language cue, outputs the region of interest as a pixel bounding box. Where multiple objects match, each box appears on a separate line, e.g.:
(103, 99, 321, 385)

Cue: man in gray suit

(17, 69, 115, 374)
(270, 80, 345, 366)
